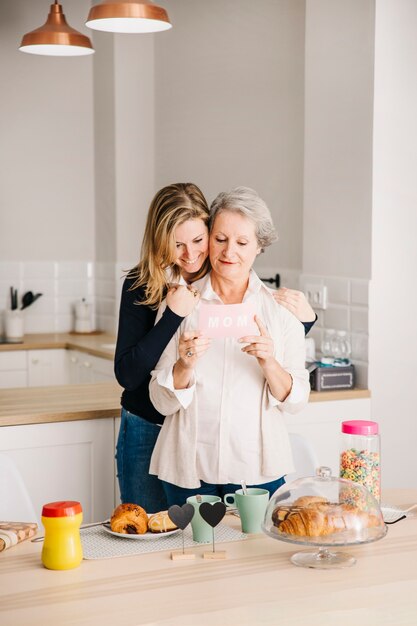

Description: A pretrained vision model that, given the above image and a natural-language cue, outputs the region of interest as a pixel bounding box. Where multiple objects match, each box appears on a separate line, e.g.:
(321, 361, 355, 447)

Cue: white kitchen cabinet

(0, 418, 116, 524)
(91, 355, 114, 382)
(67, 350, 114, 385)
(284, 397, 371, 477)
(0, 351, 27, 388)
(27, 349, 69, 387)
(1, 348, 114, 388)
(67, 350, 95, 384)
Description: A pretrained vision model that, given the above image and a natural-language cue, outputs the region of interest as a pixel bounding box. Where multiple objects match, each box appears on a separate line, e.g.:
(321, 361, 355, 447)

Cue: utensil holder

(4, 309, 24, 342)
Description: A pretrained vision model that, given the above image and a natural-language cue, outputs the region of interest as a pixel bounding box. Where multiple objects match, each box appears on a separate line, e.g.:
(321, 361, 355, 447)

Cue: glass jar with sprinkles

(340, 420, 381, 504)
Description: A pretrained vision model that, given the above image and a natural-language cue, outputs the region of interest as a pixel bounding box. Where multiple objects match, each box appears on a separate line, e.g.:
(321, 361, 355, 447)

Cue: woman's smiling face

(173, 218, 209, 280)
(209, 210, 261, 281)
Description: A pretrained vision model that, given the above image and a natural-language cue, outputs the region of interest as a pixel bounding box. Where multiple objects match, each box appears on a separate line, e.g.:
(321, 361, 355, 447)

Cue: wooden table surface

(1, 489, 416, 626)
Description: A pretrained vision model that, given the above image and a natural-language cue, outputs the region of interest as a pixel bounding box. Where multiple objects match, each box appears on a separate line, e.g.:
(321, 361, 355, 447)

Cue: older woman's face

(209, 211, 261, 281)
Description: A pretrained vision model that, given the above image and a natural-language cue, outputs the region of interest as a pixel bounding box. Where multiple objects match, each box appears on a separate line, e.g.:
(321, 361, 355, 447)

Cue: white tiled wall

(0, 261, 95, 335)
(299, 274, 369, 388)
(95, 262, 117, 334)
(256, 266, 369, 388)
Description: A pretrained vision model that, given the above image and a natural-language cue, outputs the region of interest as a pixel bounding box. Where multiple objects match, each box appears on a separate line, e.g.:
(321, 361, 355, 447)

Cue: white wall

(303, 0, 375, 279)
(154, 0, 306, 273)
(370, 0, 417, 488)
(114, 34, 155, 265)
(0, 0, 95, 262)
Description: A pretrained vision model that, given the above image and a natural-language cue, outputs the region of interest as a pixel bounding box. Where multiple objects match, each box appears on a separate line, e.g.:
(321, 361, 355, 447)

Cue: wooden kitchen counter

(0, 489, 415, 626)
(0, 332, 116, 359)
(0, 382, 122, 426)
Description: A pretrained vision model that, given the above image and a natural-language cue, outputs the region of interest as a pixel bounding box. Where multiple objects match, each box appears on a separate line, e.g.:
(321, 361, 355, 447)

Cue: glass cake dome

(262, 466, 387, 569)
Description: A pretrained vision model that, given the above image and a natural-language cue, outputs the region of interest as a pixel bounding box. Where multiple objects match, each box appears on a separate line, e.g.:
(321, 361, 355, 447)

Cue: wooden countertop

(0, 488, 415, 626)
(0, 333, 370, 427)
(0, 382, 122, 427)
(0, 332, 116, 360)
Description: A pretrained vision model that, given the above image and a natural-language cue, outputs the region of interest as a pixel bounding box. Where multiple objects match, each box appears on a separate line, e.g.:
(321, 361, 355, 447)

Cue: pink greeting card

(198, 301, 259, 338)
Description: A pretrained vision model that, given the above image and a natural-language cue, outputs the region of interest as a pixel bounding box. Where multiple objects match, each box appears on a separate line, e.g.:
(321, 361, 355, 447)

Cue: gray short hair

(209, 187, 278, 251)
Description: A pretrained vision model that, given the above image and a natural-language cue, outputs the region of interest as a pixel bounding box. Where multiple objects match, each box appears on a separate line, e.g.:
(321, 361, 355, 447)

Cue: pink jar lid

(342, 420, 379, 435)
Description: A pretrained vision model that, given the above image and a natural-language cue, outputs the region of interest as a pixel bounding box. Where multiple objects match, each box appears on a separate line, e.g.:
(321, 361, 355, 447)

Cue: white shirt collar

(194, 269, 271, 302)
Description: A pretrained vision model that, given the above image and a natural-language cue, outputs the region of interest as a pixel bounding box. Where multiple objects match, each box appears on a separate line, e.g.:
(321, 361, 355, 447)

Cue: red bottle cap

(42, 501, 82, 517)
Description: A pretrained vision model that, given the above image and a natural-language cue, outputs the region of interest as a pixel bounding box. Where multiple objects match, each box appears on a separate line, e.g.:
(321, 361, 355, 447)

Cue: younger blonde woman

(115, 183, 211, 512)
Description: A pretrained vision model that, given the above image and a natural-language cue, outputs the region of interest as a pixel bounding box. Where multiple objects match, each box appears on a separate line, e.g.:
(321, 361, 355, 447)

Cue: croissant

(110, 503, 148, 534)
(272, 498, 380, 537)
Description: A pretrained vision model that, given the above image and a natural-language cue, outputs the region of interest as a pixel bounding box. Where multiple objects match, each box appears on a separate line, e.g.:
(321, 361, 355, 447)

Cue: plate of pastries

(103, 503, 180, 540)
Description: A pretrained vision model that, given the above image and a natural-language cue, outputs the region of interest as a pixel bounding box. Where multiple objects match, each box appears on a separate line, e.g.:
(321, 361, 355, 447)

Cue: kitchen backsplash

(0, 262, 369, 387)
(254, 265, 369, 388)
(0, 261, 96, 335)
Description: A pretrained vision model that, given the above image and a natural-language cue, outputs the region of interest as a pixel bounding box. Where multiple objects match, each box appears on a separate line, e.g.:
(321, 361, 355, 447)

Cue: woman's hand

(178, 330, 211, 368)
(173, 330, 211, 389)
(239, 316, 292, 401)
(239, 316, 274, 366)
(166, 284, 200, 317)
(273, 288, 316, 323)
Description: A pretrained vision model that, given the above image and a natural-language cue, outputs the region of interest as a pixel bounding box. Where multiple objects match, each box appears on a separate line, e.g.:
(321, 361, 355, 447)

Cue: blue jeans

(162, 477, 286, 507)
(115, 408, 168, 513)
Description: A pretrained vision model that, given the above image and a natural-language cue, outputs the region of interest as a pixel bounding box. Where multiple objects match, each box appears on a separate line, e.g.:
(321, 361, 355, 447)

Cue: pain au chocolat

(110, 503, 148, 534)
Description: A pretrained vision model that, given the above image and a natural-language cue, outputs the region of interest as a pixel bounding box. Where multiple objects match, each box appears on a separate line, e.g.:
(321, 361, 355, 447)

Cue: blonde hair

(128, 183, 210, 309)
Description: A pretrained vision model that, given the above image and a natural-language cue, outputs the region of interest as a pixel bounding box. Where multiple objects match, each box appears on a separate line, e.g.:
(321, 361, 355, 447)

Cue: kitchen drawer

(0, 351, 27, 371)
(27, 349, 69, 387)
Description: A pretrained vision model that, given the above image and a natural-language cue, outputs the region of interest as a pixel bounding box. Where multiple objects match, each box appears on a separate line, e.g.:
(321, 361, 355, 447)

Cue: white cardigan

(149, 271, 310, 489)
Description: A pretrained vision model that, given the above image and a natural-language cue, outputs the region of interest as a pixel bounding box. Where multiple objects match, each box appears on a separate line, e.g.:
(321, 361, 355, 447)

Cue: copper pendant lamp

(86, 0, 172, 34)
(19, 1, 94, 56)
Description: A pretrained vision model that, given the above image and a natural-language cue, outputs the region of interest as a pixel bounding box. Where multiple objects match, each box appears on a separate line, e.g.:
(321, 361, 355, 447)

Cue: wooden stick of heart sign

(168, 504, 195, 560)
(199, 501, 227, 560)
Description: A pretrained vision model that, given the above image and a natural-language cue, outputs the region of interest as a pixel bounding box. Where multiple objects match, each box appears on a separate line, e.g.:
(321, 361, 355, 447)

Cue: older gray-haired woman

(149, 187, 310, 506)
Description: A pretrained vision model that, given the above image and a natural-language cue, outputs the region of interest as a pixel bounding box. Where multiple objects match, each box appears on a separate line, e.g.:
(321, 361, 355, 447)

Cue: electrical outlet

(305, 284, 327, 310)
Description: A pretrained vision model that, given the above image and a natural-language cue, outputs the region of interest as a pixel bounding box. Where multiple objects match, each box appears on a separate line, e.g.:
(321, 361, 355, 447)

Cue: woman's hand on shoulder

(166, 284, 200, 317)
(273, 288, 316, 323)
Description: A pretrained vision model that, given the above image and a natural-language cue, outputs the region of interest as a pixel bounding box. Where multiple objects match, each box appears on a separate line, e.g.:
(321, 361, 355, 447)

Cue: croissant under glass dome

(262, 466, 387, 569)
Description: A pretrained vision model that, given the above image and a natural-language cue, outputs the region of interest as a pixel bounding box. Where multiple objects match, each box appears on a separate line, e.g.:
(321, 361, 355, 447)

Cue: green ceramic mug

(186, 495, 221, 543)
(224, 488, 269, 533)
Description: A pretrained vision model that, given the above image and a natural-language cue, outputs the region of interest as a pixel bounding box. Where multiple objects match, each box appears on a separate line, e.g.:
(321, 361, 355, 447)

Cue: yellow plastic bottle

(41, 500, 83, 570)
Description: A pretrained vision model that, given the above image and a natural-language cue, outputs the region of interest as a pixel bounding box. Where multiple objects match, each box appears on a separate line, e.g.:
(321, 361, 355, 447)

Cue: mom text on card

(198, 302, 259, 339)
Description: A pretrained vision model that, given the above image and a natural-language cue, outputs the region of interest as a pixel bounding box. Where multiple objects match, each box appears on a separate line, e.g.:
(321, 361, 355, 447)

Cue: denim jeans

(115, 408, 168, 513)
(161, 476, 286, 507)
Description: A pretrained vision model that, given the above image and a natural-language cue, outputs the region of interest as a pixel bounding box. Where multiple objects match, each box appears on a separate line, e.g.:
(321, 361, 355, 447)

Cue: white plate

(102, 523, 180, 540)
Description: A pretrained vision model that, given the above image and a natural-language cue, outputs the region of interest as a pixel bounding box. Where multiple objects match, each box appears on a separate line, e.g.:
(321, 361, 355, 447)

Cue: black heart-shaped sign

(199, 502, 226, 528)
(167, 503, 195, 530)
